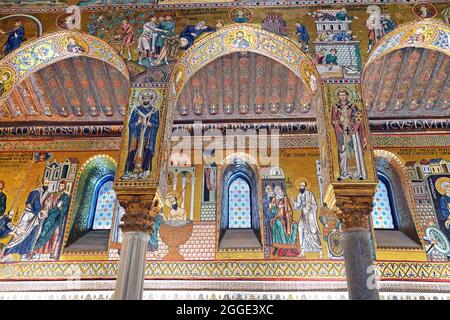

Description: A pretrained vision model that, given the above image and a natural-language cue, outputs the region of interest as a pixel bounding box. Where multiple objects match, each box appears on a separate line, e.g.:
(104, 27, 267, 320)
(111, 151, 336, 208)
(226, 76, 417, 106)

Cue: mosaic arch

(141, 24, 328, 194)
(361, 19, 450, 117)
(364, 19, 450, 66)
(0, 30, 129, 102)
(168, 24, 321, 105)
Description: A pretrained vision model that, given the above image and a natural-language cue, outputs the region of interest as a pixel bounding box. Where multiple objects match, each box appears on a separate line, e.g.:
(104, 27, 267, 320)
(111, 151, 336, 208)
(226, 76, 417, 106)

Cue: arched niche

(218, 158, 262, 249)
(372, 150, 423, 250)
(63, 155, 117, 251)
(0, 30, 130, 122)
(362, 20, 449, 118)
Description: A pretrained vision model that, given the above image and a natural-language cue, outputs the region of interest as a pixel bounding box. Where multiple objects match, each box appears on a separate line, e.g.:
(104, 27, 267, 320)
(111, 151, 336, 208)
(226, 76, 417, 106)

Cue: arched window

(91, 178, 117, 230)
(219, 159, 262, 249)
(371, 174, 397, 230)
(228, 177, 251, 228)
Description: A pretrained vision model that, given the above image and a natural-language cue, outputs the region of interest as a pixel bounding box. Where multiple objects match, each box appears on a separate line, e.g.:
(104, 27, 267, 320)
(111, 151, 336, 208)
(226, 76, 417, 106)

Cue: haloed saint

(122, 90, 160, 180)
(331, 88, 368, 181)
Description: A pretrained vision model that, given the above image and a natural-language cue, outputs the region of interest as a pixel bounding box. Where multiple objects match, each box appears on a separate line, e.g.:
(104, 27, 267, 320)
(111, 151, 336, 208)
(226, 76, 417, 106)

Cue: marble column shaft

(113, 195, 161, 300)
(335, 196, 380, 300)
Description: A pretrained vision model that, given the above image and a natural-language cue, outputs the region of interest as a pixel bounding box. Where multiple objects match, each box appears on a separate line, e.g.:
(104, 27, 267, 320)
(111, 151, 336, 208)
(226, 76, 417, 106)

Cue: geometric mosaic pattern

(92, 180, 116, 230)
(1, 261, 449, 281)
(228, 177, 251, 228)
(371, 180, 395, 229)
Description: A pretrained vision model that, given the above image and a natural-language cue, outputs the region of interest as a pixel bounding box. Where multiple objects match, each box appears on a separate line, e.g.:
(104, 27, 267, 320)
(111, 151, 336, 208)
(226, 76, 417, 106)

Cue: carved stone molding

(118, 193, 162, 234)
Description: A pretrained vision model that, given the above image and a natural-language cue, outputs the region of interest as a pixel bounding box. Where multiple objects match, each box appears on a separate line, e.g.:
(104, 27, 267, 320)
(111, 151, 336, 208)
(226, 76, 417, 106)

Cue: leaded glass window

(92, 180, 116, 230)
(228, 177, 251, 228)
(371, 178, 396, 229)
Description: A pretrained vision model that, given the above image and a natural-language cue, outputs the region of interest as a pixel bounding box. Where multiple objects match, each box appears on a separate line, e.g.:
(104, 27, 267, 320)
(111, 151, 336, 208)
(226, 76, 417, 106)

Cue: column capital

(324, 182, 377, 232)
(117, 193, 162, 234)
(334, 195, 374, 231)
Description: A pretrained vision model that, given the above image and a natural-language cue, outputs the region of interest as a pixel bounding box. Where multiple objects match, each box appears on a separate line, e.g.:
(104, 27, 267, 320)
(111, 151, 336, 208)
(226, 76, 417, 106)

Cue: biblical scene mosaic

(0, 0, 449, 296)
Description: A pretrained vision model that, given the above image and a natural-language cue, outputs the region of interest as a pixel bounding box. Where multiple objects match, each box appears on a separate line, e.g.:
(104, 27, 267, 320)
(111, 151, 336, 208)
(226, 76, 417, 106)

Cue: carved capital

(334, 196, 374, 231)
(323, 183, 377, 232)
(118, 194, 162, 234)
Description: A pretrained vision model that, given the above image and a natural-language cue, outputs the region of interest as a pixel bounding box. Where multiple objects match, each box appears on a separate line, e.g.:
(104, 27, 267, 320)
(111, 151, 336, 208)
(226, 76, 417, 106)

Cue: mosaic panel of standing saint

(330, 87, 368, 181)
(121, 89, 160, 181)
(293, 178, 322, 257)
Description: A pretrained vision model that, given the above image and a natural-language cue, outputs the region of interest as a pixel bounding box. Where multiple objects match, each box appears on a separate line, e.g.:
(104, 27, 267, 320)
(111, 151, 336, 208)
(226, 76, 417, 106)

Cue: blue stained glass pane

(371, 179, 395, 229)
(93, 180, 116, 230)
(228, 177, 251, 228)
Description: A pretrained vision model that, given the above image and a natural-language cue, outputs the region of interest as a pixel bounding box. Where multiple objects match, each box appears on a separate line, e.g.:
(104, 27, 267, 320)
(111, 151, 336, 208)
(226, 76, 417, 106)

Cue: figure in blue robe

(155, 16, 176, 53)
(325, 49, 338, 65)
(440, 194, 450, 219)
(179, 22, 216, 49)
(123, 91, 160, 179)
(0, 190, 6, 217)
(0, 212, 14, 239)
(331, 31, 353, 41)
(148, 214, 162, 251)
(262, 186, 277, 258)
(33, 191, 70, 252)
(2, 21, 25, 55)
(439, 193, 450, 236)
(335, 9, 356, 21)
(4, 186, 50, 256)
(295, 23, 310, 52)
(382, 16, 397, 34)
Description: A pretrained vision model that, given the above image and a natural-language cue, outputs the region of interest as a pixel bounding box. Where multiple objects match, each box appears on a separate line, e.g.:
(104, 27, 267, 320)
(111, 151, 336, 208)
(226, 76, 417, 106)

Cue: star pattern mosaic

(229, 177, 251, 228)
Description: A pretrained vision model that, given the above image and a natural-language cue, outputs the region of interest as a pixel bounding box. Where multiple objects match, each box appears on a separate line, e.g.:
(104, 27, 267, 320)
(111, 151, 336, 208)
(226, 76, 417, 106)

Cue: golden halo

(435, 177, 450, 195)
(223, 29, 257, 51)
(300, 61, 318, 96)
(165, 190, 182, 208)
(333, 87, 353, 102)
(59, 34, 89, 54)
(401, 24, 437, 44)
(294, 177, 312, 190)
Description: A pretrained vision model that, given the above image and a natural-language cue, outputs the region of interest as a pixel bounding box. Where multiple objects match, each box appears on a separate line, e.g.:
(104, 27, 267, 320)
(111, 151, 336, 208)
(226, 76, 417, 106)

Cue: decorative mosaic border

(0, 30, 129, 103)
(0, 260, 449, 282)
(371, 134, 450, 148)
(0, 134, 449, 152)
(0, 138, 121, 152)
(0, 0, 448, 14)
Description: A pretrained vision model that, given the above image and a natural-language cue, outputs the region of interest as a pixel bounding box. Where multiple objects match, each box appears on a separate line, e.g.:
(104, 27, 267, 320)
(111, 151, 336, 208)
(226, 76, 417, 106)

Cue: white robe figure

(137, 21, 163, 55)
(4, 187, 52, 256)
(294, 188, 322, 254)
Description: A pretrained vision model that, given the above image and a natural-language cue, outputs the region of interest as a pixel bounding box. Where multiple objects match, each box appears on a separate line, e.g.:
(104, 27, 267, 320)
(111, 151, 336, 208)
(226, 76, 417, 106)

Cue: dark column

(336, 196, 380, 300)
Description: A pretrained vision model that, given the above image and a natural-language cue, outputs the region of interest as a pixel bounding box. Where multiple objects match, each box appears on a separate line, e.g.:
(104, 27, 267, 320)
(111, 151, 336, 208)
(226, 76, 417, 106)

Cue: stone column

(335, 195, 380, 300)
(113, 195, 161, 300)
